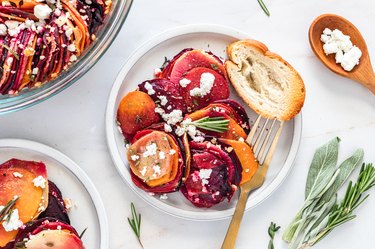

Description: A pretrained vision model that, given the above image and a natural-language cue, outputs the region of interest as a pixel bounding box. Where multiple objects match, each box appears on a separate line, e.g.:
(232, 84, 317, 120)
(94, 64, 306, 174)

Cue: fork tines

(246, 115, 284, 165)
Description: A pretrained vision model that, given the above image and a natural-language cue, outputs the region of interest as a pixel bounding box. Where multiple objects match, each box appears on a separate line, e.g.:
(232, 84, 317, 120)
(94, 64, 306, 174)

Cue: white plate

(106, 24, 302, 221)
(0, 139, 108, 249)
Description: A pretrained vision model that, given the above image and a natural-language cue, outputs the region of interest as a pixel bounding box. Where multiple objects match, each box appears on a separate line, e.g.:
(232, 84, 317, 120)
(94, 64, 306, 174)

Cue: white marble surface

(1, 0, 375, 248)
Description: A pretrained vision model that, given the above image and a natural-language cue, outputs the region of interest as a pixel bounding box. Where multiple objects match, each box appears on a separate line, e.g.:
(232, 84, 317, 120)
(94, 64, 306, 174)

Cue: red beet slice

(180, 142, 239, 208)
(180, 67, 229, 112)
(213, 100, 250, 134)
(138, 78, 187, 114)
(160, 48, 193, 79)
(167, 49, 227, 84)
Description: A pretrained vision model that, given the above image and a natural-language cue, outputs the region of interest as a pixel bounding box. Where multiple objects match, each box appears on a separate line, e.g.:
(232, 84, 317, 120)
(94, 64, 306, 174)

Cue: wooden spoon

(309, 14, 375, 94)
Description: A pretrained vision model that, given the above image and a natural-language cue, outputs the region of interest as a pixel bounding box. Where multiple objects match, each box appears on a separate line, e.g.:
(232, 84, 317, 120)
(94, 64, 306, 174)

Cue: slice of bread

(225, 39, 305, 121)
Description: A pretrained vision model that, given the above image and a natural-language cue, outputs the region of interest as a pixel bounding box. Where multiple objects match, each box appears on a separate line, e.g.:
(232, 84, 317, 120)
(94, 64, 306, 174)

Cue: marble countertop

(1, 0, 375, 248)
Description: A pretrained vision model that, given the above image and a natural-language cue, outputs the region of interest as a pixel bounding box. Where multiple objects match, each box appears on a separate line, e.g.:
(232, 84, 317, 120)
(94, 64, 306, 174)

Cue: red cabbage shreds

(167, 49, 227, 85)
(38, 181, 70, 225)
(138, 78, 187, 114)
(180, 142, 239, 208)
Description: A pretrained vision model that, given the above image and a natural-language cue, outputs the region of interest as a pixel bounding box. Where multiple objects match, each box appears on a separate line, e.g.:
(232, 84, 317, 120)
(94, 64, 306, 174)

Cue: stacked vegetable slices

(0, 159, 85, 249)
(0, 0, 111, 95)
(117, 48, 259, 208)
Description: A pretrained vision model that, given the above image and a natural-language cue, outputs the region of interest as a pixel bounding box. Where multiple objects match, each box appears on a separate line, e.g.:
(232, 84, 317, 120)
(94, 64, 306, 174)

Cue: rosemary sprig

(257, 0, 270, 16)
(268, 222, 280, 249)
(303, 163, 375, 247)
(0, 196, 19, 221)
(127, 203, 144, 249)
(0, 44, 20, 60)
(185, 116, 230, 133)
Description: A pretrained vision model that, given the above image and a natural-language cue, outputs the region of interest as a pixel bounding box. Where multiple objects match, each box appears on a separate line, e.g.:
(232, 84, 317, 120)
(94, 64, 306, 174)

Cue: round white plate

(0, 139, 109, 249)
(106, 24, 302, 221)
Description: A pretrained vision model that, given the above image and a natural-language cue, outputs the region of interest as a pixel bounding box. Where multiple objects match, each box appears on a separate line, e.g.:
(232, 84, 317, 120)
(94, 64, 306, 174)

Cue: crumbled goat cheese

(157, 95, 168, 106)
(152, 165, 161, 177)
(142, 143, 157, 157)
(67, 43, 76, 52)
(131, 155, 139, 161)
(144, 82, 155, 95)
(321, 28, 362, 71)
(179, 78, 191, 88)
(13, 172, 23, 178)
(0, 24, 7, 36)
(164, 123, 172, 132)
(140, 166, 147, 176)
(34, 4, 53, 20)
(190, 72, 215, 97)
(65, 27, 73, 39)
(2, 209, 23, 232)
(159, 151, 166, 160)
(69, 55, 77, 62)
(169, 149, 176, 155)
(238, 137, 244, 142)
(155, 108, 183, 125)
(180, 119, 205, 142)
(32, 176, 47, 189)
(32, 68, 39, 75)
(198, 169, 212, 186)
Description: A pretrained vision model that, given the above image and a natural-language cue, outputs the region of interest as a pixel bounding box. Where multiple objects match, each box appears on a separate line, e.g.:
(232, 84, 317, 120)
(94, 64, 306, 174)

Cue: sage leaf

(305, 137, 340, 199)
(321, 149, 364, 202)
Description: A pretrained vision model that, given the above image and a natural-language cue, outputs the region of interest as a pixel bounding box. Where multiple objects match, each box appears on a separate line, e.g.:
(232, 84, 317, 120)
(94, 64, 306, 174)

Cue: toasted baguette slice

(225, 40, 305, 121)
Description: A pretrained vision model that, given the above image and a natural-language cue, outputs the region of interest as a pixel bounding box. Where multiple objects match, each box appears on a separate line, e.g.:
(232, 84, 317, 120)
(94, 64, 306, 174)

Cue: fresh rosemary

(257, 0, 270, 16)
(185, 116, 230, 133)
(0, 44, 20, 60)
(0, 196, 19, 222)
(268, 222, 280, 249)
(127, 202, 144, 248)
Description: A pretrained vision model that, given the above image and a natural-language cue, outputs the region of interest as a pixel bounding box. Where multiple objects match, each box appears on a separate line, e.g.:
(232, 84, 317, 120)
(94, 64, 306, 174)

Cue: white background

(1, 0, 375, 248)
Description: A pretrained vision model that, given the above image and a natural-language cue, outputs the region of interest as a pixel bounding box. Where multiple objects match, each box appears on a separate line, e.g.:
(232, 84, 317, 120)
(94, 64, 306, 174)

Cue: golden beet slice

(127, 131, 180, 187)
(117, 91, 160, 140)
(0, 159, 49, 247)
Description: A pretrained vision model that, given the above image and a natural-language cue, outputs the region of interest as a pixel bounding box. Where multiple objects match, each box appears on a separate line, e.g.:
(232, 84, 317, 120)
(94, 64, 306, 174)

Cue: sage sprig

(283, 137, 369, 249)
(127, 202, 144, 249)
(0, 196, 19, 221)
(184, 116, 230, 133)
(268, 222, 280, 249)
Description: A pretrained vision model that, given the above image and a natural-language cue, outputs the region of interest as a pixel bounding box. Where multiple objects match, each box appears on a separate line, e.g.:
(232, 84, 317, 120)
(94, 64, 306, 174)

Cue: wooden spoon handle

(221, 187, 250, 249)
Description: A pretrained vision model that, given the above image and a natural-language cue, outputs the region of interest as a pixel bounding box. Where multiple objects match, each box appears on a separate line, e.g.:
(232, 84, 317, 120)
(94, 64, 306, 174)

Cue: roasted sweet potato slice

(179, 67, 229, 112)
(0, 159, 49, 247)
(219, 138, 258, 184)
(117, 91, 160, 141)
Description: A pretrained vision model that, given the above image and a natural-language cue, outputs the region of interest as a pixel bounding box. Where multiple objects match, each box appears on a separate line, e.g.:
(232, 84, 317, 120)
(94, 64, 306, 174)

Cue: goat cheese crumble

(198, 169, 212, 186)
(2, 209, 23, 232)
(142, 143, 157, 157)
(32, 176, 47, 189)
(144, 82, 155, 95)
(190, 72, 215, 97)
(321, 28, 362, 71)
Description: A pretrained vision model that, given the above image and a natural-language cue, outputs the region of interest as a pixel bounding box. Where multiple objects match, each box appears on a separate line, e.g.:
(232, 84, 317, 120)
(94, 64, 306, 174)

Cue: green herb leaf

(305, 137, 340, 199)
(1, 44, 20, 60)
(0, 196, 19, 222)
(257, 0, 270, 16)
(127, 202, 144, 249)
(184, 116, 230, 133)
(268, 222, 280, 249)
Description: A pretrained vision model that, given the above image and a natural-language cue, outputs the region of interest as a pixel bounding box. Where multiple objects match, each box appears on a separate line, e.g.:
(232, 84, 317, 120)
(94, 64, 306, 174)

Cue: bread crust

(225, 39, 305, 121)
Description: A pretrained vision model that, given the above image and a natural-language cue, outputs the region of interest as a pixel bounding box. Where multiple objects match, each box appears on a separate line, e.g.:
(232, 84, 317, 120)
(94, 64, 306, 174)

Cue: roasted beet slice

(128, 129, 186, 193)
(166, 49, 227, 84)
(214, 99, 250, 133)
(180, 142, 239, 208)
(117, 91, 160, 141)
(138, 78, 187, 114)
(39, 181, 70, 225)
(160, 48, 193, 79)
(12, 218, 84, 249)
(179, 67, 230, 112)
(0, 159, 49, 247)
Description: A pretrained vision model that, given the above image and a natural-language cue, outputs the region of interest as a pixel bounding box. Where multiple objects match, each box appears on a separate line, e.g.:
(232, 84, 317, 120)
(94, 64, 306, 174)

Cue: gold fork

(221, 115, 284, 249)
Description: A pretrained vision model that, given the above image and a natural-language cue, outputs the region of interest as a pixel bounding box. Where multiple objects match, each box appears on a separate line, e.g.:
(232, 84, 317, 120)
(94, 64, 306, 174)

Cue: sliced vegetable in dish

(0, 0, 112, 95)
(0, 159, 86, 248)
(117, 48, 257, 208)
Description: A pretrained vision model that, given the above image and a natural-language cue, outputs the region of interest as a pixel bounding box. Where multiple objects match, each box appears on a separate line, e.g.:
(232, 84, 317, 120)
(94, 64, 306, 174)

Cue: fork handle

(221, 187, 250, 249)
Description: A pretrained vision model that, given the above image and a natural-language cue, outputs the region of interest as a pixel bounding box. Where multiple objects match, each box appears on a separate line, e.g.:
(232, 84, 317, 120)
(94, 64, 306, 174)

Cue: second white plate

(106, 24, 302, 221)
